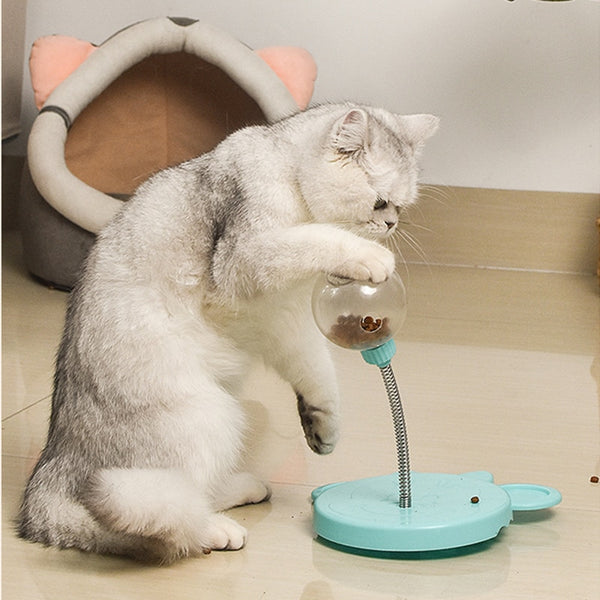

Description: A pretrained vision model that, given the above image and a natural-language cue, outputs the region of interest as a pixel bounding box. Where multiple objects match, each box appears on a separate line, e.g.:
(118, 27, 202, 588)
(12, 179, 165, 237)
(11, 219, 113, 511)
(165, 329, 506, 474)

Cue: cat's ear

(30, 35, 97, 109)
(399, 114, 440, 147)
(332, 109, 369, 154)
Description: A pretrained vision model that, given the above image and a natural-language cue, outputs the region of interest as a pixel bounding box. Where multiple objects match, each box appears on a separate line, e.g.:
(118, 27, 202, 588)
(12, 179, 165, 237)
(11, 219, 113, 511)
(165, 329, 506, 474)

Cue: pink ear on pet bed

(256, 47, 317, 110)
(30, 35, 97, 109)
(29, 35, 316, 112)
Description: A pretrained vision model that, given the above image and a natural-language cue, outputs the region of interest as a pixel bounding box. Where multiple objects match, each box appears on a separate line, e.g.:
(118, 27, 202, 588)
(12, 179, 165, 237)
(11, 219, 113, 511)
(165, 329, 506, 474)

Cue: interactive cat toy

(310, 273, 561, 553)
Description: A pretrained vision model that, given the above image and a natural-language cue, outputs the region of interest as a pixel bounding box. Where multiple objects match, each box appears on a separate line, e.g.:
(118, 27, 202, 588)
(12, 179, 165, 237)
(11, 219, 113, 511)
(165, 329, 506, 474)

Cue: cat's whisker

(401, 229, 429, 264)
(386, 235, 410, 281)
(395, 208, 432, 253)
(417, 183, 452, 207)
(401, 221, 433, 234)
(397, 209, 433, 234)
(397, 205, 432, 234)
(395, 228, 431, 268)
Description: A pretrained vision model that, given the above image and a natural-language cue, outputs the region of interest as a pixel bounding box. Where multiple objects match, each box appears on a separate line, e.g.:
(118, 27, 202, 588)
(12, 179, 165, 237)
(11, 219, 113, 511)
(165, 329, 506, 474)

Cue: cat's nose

(385, 221, 395, 230)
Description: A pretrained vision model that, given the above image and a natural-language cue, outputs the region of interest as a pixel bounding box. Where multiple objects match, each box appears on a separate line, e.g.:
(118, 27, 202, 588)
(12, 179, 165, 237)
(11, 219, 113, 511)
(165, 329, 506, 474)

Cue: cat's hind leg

(17, 479, 175, 561)
(212, 472, 272, 511)
(82, 468, 249, 562)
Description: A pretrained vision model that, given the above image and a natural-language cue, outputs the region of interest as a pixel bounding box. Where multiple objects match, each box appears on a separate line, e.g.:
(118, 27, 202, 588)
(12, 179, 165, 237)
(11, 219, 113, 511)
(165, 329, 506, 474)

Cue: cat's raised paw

(338, 242, 395, 283)
(296, 394, 339, 455)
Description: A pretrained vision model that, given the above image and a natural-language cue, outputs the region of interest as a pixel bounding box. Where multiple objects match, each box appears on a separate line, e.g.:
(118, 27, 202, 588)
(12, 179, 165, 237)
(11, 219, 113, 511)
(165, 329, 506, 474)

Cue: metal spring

(379, 363, 412, 508)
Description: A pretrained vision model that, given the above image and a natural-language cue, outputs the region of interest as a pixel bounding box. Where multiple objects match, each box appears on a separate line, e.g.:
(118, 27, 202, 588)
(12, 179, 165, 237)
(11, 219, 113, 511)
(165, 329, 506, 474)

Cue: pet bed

(20, 16, 317, 289)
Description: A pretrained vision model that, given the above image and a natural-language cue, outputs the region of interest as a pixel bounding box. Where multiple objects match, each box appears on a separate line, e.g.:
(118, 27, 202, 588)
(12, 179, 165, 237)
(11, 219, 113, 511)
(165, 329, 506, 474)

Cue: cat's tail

(82, 468, 247, 563)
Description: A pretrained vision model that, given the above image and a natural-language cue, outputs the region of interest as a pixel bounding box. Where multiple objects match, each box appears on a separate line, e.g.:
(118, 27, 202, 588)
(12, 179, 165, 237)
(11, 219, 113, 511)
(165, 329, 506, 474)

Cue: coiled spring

(380, 363, 412, 508)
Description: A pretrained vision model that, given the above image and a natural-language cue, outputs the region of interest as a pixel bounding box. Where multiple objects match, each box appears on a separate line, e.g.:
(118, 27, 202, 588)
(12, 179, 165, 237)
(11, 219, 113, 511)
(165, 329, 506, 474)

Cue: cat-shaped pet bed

(20, 16, 317, 289)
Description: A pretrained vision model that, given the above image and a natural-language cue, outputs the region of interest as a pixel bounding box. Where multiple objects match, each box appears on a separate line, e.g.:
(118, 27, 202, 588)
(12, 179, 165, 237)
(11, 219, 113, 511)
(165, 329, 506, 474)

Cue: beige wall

(3, 0, 599, 194)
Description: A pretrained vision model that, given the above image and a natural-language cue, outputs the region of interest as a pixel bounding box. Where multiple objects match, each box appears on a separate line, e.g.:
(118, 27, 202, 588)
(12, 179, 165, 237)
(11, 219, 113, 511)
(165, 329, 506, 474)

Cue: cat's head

(299, 105, 439, 241)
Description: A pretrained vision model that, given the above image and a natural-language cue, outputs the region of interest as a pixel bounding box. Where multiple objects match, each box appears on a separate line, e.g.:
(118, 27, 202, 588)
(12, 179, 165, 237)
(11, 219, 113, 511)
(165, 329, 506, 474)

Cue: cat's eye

(374, 196, 388, 210)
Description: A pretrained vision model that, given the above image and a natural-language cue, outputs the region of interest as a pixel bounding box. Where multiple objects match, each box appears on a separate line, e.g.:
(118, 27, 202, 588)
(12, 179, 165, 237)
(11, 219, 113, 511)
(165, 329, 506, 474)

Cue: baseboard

(5, 160, 599, 274)
(2, 154, 25, 231)
(402, 186, 600, 274)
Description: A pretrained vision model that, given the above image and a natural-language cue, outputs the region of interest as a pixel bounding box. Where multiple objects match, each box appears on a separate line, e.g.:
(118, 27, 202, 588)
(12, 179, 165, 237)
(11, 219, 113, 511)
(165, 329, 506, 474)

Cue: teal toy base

(312, 472, 561, 553)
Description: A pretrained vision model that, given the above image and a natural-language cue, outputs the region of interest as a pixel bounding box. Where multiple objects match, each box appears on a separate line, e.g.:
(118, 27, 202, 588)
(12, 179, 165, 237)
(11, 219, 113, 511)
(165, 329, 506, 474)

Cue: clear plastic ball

(311, 273, 407, 351)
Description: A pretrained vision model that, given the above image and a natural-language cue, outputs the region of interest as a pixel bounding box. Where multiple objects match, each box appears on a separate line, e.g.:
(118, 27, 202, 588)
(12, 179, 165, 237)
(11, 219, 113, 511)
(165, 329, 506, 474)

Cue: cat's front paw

(336, 242, 395, 283)
(296, 394, 339, 455)
(204, 514, 248, 551)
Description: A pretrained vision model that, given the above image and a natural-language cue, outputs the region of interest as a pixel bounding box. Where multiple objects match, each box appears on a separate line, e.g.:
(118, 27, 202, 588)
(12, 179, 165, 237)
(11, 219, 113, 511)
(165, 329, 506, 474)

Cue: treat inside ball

(311, 273, 407, 351)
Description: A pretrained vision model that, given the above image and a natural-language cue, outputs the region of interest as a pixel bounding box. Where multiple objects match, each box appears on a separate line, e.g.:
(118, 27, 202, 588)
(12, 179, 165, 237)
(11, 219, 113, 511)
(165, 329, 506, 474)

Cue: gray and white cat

(18, 103, 438, 562)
